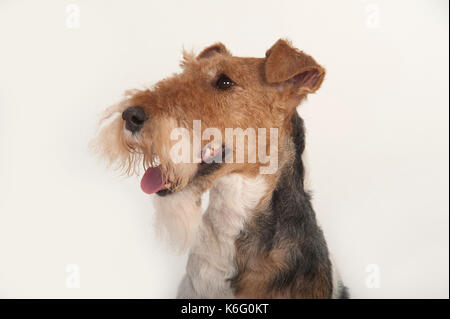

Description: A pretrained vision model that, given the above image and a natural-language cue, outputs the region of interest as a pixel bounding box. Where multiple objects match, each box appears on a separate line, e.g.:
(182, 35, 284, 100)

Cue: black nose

(122, 106, 148, 133)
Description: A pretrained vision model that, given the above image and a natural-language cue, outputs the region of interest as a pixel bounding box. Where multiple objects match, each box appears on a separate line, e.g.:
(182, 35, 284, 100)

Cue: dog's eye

(215, 74, 235, 90)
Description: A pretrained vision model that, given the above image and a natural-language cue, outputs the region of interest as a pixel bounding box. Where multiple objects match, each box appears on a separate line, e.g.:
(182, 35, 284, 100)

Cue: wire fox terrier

(93, 39, 348, 298)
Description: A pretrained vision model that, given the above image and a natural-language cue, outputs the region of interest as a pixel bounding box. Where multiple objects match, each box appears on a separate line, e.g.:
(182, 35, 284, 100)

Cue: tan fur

(93, 39, 325, 190)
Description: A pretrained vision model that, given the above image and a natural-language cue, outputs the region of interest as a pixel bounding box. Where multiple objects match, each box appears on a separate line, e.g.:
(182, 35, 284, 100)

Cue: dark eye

(215, 74, 235, 90)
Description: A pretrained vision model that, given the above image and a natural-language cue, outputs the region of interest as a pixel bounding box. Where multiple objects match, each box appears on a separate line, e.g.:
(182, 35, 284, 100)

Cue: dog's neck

(228, 114, 332, 298)
(199, 113, 310, 236)
(195, 112, 310, 244)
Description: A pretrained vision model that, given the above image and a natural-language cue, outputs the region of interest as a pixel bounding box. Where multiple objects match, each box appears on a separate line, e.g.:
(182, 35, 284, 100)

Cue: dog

(93, 39, 348, 298)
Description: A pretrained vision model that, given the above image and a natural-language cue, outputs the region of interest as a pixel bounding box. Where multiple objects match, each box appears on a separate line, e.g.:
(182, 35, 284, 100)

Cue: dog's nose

(122, 106, 148, 133)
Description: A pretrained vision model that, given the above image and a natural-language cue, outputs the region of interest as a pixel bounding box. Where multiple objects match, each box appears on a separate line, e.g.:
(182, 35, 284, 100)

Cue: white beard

(152, 187, 203, 252)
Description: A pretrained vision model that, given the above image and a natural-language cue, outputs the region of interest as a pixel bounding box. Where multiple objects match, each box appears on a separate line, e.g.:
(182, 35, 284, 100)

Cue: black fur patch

(156, 189, 172, 197)
(195, 162, 222, 178)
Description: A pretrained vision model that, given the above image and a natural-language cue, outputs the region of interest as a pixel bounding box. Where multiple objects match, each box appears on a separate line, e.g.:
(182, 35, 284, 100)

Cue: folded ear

(198, 42, 231, 59)
(265, 39, 325, 94)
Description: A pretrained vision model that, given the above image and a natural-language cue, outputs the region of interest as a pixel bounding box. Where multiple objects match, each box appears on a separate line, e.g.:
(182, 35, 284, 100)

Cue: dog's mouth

(139, 142, 226, 196)
(140, 155, 173, 195)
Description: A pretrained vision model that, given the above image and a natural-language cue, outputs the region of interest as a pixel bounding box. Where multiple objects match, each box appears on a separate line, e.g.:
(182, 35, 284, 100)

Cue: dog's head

(93, 39, 325, 198)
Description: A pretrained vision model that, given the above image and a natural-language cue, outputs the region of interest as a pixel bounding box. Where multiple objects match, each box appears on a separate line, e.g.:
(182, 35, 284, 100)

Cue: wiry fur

(91, 92, 154, 175)
(153, 186, 202, 251)
(93, 39, 348, 298)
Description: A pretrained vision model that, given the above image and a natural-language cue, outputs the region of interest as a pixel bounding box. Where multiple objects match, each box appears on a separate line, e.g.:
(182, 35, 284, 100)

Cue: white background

(0, 0, 448, 298)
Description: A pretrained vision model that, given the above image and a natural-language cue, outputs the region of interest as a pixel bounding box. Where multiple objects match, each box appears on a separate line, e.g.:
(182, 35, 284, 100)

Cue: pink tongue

(140, 167, 166, 194)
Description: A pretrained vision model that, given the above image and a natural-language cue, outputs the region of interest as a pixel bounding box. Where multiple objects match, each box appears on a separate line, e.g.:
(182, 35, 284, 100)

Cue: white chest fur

(177, 174, 268, 298)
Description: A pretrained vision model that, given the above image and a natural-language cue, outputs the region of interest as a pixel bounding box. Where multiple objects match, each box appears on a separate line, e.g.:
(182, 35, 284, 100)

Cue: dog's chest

(183, 174, 267, 298)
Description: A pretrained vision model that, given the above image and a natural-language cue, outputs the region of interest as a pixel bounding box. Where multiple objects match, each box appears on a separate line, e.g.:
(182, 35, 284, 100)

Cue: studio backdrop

(0, 0, 448, 298)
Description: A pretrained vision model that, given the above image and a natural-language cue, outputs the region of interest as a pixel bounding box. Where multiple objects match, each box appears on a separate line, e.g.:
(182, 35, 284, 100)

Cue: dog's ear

(265, 39, 325, 95)
(198, 43, 231, 59)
